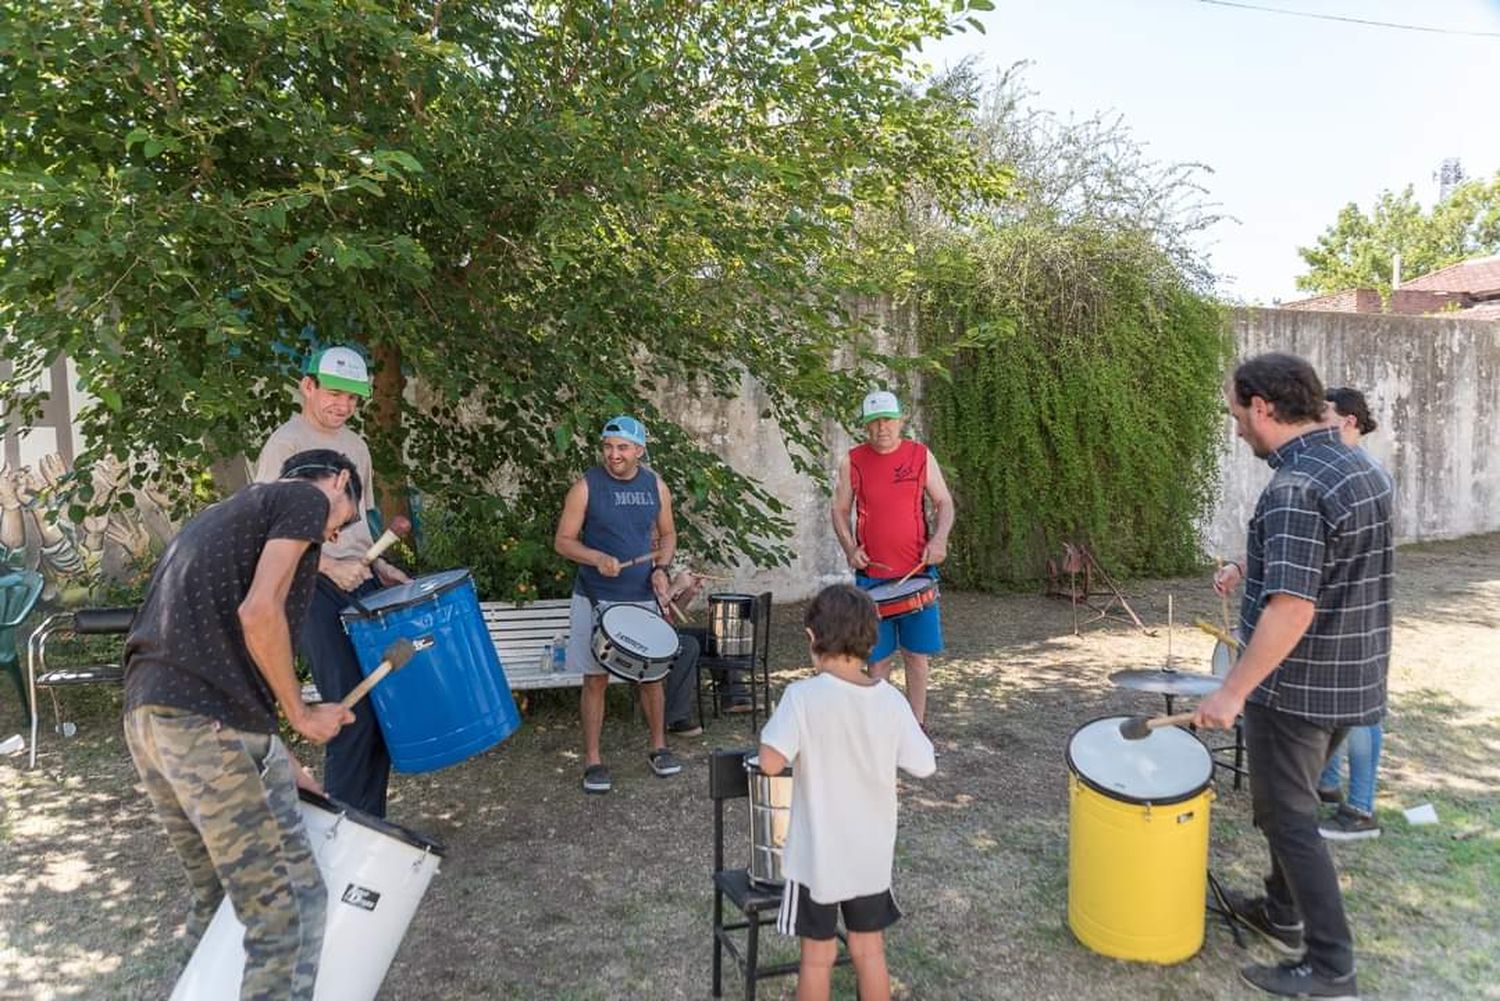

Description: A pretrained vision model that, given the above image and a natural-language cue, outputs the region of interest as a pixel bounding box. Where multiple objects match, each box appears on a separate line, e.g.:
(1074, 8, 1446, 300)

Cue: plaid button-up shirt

(1241, 427, 1394, 725)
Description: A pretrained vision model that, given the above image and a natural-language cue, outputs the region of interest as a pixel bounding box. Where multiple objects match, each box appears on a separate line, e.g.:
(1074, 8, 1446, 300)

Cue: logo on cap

(861, 391, 902, 423)
(305, 346, 372, 398)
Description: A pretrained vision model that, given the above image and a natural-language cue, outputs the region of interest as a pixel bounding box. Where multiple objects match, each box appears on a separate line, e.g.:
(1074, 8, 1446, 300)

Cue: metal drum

(171, 790, 444, 1001)
(708, 593, 756, 658)
(744, 754, 793, 888)
(1066, 715, 1214, 964)
(340, 569, 521, 773)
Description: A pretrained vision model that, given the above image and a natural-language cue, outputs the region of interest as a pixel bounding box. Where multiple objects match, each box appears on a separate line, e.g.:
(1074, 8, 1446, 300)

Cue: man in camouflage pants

(122, 450, 359, 999)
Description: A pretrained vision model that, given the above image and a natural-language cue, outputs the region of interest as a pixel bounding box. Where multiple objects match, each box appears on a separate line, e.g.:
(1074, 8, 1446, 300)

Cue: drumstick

(618, 550, 660, 570)
(893, 563, 926, 587)
(1194, 619, 1241, 649)
(362, 515, 412, 566)
(1119, 711, 1196, 741)
(340, 638, 418, 710)
(667, 599, 688, 623)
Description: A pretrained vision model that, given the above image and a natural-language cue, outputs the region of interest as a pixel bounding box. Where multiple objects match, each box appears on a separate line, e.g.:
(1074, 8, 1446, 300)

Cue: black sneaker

(582, 764, 612, 794)
(1241, 960, 1358, 999)
(666, 720, 704, 737)
(1222, 890, 1306, 958)
(1317, 786, 1344, 806)
(648, 747, 683, 777)
(1320, 805, 1380, 841)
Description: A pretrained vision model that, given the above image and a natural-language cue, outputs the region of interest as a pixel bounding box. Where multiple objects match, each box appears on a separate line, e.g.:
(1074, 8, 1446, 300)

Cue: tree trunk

(371, 341, 411, 528)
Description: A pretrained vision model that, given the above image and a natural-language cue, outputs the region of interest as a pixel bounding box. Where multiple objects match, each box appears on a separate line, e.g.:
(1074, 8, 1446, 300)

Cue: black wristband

(651, 565, 670, 577)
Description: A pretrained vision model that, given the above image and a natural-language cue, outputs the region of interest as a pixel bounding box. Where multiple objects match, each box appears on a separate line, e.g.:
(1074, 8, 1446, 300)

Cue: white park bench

(479, 597, 620, 691)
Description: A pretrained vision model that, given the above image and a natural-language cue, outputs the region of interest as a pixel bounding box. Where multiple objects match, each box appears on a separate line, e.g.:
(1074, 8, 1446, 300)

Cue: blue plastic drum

(340, 569, 521, 773)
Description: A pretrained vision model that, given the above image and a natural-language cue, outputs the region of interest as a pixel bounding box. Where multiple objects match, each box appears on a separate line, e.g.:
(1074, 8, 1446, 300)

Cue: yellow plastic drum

(1067, 715, 1214, 964)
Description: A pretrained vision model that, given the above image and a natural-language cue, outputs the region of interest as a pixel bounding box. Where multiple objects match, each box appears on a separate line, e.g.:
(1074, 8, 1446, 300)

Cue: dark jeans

(301, 576, 391, 818)
(678, 625, 749, 709)
(1244, 702, 1353, 978)
(665, 630, 701, 728)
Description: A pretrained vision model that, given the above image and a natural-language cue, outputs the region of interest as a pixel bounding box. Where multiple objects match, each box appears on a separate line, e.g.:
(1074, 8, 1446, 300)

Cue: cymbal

(1109, 668, 1224, 696)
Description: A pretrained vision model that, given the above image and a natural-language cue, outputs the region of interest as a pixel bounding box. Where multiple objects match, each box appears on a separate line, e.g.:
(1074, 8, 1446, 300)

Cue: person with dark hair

(1197, 355, 1393, 999)
(757, 584, 935, 1001)
(1315, 388, 1386, 841)
(122, 452, 362, 998)
(253, 346, 409, 818)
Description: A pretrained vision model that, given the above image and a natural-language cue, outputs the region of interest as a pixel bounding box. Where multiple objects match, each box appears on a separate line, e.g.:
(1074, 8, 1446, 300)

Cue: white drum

(590, 603, 680, 683)
(171, 791, 444, 1001)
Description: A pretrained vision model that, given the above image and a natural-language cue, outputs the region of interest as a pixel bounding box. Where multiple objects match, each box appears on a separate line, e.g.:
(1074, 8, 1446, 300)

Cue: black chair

(710, 747, 853, 1000)
(698, 592, 773, 730)
(27, 606, 137, 768)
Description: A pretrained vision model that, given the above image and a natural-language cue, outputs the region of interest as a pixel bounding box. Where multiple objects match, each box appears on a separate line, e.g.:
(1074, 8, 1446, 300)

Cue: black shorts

(776, 880, 902, 941)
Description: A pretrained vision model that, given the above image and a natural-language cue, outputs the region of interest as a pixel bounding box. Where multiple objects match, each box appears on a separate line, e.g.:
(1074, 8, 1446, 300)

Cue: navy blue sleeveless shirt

(574, 465, 660, 602)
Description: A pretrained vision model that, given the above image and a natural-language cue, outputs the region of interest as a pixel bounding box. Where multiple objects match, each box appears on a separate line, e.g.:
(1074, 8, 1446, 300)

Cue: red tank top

(849, 440, 929, 579)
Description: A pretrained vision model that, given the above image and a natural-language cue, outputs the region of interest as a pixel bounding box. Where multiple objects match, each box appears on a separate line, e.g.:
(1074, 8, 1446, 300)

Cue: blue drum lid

(297, 789, 447, 856)
(340, 568, 472, 619)
(1067, 715, 1212, 805)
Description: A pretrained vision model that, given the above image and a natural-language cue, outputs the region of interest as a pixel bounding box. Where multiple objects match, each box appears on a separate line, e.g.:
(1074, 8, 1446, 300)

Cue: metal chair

(0, 570, 45, 719)
(709, 747, 852, 1000)
(27, 606, 136, 768)
(697, 592, 773, 730)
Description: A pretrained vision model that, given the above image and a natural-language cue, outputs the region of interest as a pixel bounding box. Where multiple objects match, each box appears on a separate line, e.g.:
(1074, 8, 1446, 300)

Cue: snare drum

(864, 576, 939, 620)
(341, 569, 521, 773)
(1067, 716, 1213, 964)
(591, 603, 680, 683)
(171, 790, 444, 1001)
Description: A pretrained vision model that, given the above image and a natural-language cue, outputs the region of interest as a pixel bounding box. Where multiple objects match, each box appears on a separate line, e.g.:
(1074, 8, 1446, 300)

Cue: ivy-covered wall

(914, 222, 1232, 589)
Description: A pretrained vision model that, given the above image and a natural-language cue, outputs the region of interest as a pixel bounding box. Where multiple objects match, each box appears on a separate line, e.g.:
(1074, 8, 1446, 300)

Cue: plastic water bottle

(551, 633, 569, 673)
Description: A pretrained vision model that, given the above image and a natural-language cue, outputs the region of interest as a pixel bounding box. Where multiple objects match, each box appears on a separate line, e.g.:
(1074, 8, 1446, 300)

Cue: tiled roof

(1400, 255, 1500, 294)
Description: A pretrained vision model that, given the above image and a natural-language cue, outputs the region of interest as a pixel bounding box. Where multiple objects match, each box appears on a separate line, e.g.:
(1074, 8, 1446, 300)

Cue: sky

(924, 0, 1500, 303)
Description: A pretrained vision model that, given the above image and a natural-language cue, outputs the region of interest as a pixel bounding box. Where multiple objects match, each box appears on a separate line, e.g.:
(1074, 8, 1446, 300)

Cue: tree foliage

(912, 69, 1230, 588)
(1, 0, 1002, 596)
(1295, 171, 1500, 295)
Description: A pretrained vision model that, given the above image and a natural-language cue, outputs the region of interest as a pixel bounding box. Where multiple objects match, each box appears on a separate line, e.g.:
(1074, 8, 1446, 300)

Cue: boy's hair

(1327, 386, 1378, 436)
(804, 584, 879, 660)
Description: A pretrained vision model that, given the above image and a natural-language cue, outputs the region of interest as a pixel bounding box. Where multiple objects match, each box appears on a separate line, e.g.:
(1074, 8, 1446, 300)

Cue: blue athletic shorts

(856, 574, 944, 663)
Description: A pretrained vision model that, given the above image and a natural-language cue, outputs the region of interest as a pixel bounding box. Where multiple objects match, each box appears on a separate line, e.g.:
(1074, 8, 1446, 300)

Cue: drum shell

(343, 570, 521, 773)
(1066, 718, 1213, 964)
(745, 755, 793, 888)
(708, 593, 756, 658)
(170, 793, 443, 1001)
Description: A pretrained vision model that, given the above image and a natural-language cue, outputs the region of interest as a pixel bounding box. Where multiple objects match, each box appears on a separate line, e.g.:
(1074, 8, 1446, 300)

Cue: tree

(1, 1, 1003, 591)
(1295, 171, 1500, 295)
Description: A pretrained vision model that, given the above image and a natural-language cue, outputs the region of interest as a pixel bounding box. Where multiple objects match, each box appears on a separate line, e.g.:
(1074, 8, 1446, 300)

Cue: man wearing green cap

(253, 345, 410, 817)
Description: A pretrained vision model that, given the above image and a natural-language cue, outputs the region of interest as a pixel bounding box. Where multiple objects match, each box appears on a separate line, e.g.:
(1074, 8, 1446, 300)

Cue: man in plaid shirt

(1195, 353, 1393, 1001)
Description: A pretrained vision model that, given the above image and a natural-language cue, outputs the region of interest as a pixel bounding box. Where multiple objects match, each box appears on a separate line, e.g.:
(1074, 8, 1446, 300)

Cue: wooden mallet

(1118, 711, 1196, 741)
(362, 515, 412, 565)
(340, 638, 418, 710)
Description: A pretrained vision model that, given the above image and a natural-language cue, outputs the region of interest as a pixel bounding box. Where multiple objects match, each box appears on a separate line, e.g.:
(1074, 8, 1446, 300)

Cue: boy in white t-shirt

(758, 584, 935, 1001)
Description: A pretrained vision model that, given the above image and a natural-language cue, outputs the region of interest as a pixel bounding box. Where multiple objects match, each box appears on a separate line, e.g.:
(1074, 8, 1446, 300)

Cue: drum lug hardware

(327, 812, 346, 841)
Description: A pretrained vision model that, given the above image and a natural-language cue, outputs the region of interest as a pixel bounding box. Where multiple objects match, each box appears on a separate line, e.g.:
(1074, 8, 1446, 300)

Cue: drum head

(297, 789, 447, 857)
(709, 593, 756, 610)
(599, 603, 679, 659)
(343, 569, 471, 618)
(1067, 716, 1212, 805)
(865, 577, 934, 601)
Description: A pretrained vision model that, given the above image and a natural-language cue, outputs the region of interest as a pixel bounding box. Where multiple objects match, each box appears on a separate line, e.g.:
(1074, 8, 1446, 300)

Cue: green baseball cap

(861, 390, 902, 423)
(304, 346, 372, 398)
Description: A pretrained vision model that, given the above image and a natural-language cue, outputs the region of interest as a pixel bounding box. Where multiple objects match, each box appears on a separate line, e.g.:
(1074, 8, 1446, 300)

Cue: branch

(139, 0, 180, 108)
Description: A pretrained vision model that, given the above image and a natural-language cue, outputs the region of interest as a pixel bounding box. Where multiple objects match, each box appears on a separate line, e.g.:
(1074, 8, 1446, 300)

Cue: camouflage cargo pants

(124, 705, 326, 1001)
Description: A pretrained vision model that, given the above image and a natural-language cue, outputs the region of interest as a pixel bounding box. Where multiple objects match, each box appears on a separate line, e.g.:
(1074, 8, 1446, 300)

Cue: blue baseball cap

(601, 415, 647, 447)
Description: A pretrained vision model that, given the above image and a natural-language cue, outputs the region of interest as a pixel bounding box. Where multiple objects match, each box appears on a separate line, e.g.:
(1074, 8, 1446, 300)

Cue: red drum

(864, 577, 939, 620)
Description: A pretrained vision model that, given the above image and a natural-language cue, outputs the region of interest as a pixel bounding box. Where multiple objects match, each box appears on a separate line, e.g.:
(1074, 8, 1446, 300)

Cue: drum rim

(744, 752, 793, 778)
(1065, 714, 1214, 806)
(708, 592, 757, 604)
(298, 788, 448, 856)
(864, 578, 939, 600)
(338, 568, 472, 620)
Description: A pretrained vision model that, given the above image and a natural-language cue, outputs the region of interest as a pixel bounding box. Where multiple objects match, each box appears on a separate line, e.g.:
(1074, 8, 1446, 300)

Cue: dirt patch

(3, 535, 1497, 999)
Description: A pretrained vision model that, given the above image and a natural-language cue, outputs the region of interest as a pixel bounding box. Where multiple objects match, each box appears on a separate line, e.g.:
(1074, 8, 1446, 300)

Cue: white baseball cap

(304, 346, 372, 398)
(860, 390, 902, 423)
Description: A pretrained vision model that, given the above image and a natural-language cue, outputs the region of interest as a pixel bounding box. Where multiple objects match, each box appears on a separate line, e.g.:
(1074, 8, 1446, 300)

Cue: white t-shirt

(759, 672, 935, 904)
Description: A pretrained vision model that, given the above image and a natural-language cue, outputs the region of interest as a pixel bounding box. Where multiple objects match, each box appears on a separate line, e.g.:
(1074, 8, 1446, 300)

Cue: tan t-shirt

(253, 414, 376, 561)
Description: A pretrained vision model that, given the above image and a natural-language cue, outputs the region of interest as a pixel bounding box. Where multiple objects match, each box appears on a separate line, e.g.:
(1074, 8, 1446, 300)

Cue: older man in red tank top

(831, 391, 955, 728)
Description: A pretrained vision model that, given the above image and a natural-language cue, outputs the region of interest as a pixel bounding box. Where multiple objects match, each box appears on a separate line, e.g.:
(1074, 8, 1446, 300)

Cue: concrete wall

(694, 305, 1500, 601)
(1205, 307, 1500, 558)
